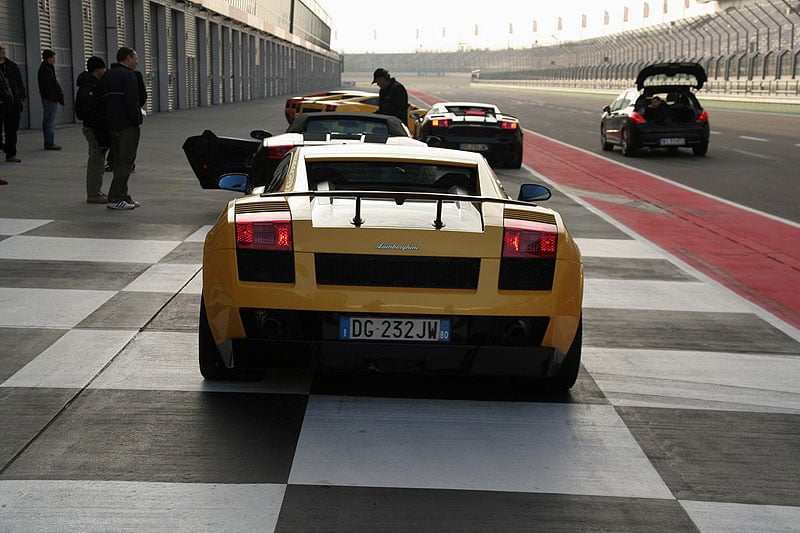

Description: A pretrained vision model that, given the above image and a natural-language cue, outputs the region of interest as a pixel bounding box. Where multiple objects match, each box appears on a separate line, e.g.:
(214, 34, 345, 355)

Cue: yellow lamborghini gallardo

(198, 143, 584, 389)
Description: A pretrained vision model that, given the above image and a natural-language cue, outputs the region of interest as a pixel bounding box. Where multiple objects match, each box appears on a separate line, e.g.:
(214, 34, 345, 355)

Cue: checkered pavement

(1, 172, 798, 531)
(0, 82, 798, 530)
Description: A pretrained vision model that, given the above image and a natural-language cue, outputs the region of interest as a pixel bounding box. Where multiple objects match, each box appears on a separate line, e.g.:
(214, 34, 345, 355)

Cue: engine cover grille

(315, 253, 480, 289)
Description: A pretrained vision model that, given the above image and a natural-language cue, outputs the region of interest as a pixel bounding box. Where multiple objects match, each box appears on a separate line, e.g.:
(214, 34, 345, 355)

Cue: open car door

(182, 130, 260, 189)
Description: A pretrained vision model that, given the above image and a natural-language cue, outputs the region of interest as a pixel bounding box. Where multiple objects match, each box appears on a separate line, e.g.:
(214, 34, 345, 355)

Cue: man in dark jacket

(101, 47, 142, 210)
(38, 49, 64, 150)
(105, 68, 146, 172)
(75, 56, 109, 203)
(0, 40, 27, 163)
(372, 68, 408, 124)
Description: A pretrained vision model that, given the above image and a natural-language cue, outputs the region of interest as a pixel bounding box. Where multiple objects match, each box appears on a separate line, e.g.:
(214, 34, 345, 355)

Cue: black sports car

(600, 62, 710, 156)
(182, 112, 418, 189)
(414, 102, 523, 168)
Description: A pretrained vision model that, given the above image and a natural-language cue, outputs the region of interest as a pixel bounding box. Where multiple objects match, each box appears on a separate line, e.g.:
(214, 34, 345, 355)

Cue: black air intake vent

(315, 254, 480, 289)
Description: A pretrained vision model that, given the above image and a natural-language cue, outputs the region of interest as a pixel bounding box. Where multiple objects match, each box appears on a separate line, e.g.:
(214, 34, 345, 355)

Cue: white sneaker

(107, 200, 136, 210)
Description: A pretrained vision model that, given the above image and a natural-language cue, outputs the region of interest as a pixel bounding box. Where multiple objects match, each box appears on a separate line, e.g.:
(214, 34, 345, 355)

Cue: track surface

(0, 76, 798, 531)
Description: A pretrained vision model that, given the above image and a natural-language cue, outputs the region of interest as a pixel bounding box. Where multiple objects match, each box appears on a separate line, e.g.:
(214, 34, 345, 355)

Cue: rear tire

(507, 151, 523, 169)
(693, 143, 708, 156)
(548, 318, 582, 391)
(601, 129, 614, 151)
(621, 129, 636, 157)
(199, 297, 232, 380)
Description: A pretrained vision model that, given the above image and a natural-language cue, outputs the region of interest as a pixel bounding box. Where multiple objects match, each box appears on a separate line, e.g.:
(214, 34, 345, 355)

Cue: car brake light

(236, 214, 292, 251)
(630, 112, 647, 124)
(431, 118, 449, 128)
(502, 222, 557, 259)
(500, 121, 518, 130)
(267, 144, 293, 159)
(696, 110, 708, 122)
(466, 110, 486, 115)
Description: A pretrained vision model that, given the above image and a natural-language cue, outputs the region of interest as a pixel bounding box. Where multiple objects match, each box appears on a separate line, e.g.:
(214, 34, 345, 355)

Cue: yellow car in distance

(298, 93, 427, 131)
(199, 143, 584, 390)
(285, 90, 374, 124)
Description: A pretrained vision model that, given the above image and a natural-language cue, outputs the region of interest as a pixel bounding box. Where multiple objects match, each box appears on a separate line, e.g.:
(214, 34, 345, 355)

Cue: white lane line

(739, 135, 768, 142)
(730, 148, 774, 160)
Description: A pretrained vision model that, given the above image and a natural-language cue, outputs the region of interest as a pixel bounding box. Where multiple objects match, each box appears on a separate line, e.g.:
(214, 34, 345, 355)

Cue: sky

(317, 0, 716, 54)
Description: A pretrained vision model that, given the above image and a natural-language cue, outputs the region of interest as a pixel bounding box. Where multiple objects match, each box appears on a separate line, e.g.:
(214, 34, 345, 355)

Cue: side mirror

(250, 129, 272, 140)
(218, 173, 250, 194)
(602, 105, 611, 113)
(517, 183, 551, 202)
(410, 112, 420, 120)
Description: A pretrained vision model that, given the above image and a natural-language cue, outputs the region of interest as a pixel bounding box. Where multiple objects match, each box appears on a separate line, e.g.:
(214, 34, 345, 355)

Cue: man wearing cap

(0, 40, 27, 163)
(372, 68, 408, 124)
(75, 56, 109, 203)
(38, 49, 64, 150)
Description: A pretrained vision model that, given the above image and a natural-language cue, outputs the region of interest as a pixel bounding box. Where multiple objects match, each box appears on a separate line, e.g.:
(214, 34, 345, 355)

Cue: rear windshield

(302, 118, 389, 136)
(306, 161, 478, 195)
(445, 106, 496, 117)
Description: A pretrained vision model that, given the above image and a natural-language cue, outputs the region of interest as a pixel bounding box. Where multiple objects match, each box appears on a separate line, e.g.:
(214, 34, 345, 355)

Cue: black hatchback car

(600, 62, 710, 156)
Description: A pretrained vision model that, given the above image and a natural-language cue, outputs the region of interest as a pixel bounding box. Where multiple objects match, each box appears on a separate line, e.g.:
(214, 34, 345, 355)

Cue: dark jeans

(1, 105, 21, 158)
(42, 99, 58, 147)
(107, 126, 140, 203)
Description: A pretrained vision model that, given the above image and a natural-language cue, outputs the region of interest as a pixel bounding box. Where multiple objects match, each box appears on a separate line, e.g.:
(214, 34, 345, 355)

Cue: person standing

(105, 68, 146, 172)
(0, 40, 27, 163)
(101, 47, 142, 210)
(75, 56, 109, 203)
(372, 68, 408, 123)
(38, 49, 64, 150)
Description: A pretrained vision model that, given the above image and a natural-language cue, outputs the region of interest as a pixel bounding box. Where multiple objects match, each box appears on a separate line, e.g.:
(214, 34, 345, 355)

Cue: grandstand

(340, 0, 800, 98)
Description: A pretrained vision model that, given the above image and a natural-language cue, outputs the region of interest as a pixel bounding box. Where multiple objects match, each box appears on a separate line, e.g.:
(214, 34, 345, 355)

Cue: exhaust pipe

(503, 319, 530, 345)
(257, 312, 285, 339)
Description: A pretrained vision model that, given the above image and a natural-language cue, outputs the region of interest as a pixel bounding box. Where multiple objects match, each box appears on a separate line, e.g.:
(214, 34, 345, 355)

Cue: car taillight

(500, 121, 518, 130)
(630, 112, 647, 124)
(696, 110, 708, 122)
(431, 118, 449, 128)
(267, 144, 293, 159)
(502, 222, 558, 259)
(236, 215, 292, 251)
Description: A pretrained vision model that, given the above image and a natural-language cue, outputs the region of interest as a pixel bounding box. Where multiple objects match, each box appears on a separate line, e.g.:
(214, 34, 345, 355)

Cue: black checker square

(618, 406, 800, 506)
(0, 389, 308, 484)
(276, 485, 699, 532)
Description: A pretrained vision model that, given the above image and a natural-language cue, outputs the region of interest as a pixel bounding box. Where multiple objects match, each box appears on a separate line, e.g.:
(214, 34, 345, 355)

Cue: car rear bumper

(220, 338, 565, 378)
(634, 124, 709, 147)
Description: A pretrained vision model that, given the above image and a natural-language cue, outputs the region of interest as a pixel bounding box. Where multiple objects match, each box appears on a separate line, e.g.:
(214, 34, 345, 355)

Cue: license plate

(340, 317, 451, 342)
(659, 138, 685, 146)
(459, 143, 489, 151)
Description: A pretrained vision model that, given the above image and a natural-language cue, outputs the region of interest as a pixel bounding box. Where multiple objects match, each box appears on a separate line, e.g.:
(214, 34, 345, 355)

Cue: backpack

(75, 81, 102, 122)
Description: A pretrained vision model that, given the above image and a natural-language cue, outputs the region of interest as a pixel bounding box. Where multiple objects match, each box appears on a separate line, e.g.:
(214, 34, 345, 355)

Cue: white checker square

(0, 287, 116, 328)
(289, 396, 673, 499)
(1, 329, 136, 389)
